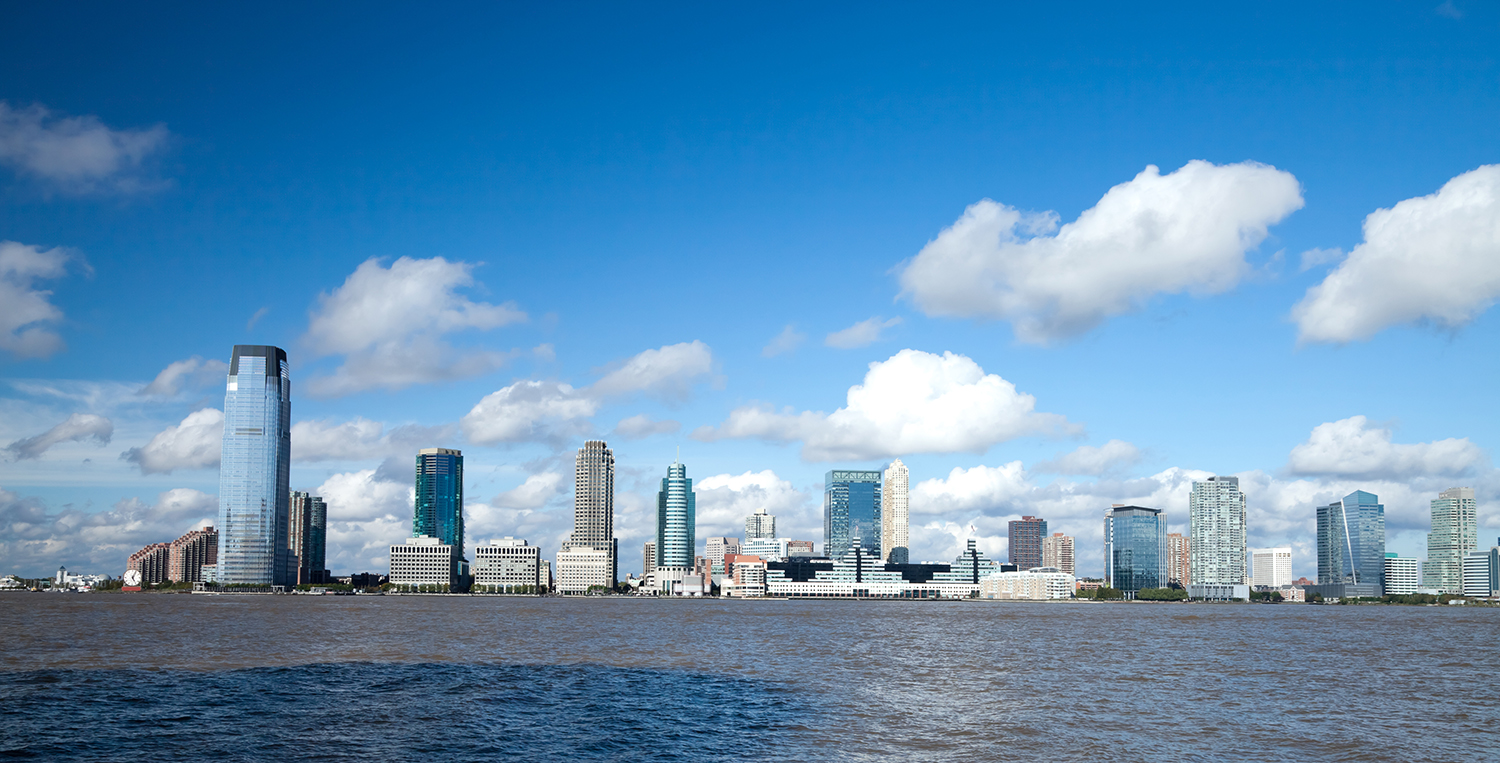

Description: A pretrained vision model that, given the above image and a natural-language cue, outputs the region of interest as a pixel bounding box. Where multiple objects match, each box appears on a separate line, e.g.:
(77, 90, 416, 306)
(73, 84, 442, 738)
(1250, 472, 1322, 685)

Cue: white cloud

(120, 408, 223, 475)
(290, 417, 453, 463)
(0, 101, 169, 193)
(1298, 247, 1342, 272)
(461, 342, 716, 446)
(613, 414, 681, 440)
(1287, 415, 1485, 480)
(910, 462, 1032, 515)
(0, 486, 215, 575)
(762, 325, 805, 358)
(1293, 165, 1500, 343)
(825, 316, 902, 349)
(312, 469, 414, 573)
(138, 356, 229, 397)
(492, 472, 566, 510)
(1036, 440, 1142, 475)
(695, 470, 819, 541)
(693, 349, 1073, 461)
(0, 241, 72, 358)
(898, 160, 1303, 343)
(4, 413, 113, 461)
(303, 256, 527, 396)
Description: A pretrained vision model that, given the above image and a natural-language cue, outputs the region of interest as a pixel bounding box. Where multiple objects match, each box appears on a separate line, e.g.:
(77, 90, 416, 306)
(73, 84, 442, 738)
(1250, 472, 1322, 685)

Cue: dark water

(2, 596, 1498, 761)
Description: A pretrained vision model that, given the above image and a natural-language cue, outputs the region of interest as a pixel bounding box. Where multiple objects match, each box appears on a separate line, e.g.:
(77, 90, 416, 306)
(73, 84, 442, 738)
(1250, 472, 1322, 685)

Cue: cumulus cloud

(695, 470, 819, 541)
(311, 470, 414, 573)
(898, 160, 1303, 343)
(303, 256, 527, 396)
(120, 408, 223, 474)
(1287, 415, 1484, 480)
(492, 472, 566, 510)
(0, 241, 72, 358)
(1293, 165, 1500, 343)
(461, 342, 716, 446)
(910, 462, 1032, 515)
(693, 349, 1072, 461)
(0, 101, 170, 193)
(825, 316, 902, 349)
(762, 325, 805, 358)
(1036, 440, 1142, 475)
(4, 413, 113, 461)
(290, 417, 454, 463)
(613, 414, 681, 440)
(137, 356, 229, 397)
(0, 487, 215, 576)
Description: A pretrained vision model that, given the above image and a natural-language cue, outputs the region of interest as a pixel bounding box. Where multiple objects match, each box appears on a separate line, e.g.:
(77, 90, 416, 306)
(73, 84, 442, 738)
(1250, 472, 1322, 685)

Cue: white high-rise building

(558, 440, 616, 592)
(1383, 554, 1419, 595)
(745, 507, 776, 540)
(1251, 547, 1292, 587)
(1462, 549, 1495, 598)
(1041, 533, 1075, 576)
(390, 536, 457, 589)
(1425, 487, 1477, 594)
(1190, 476, 1247, 585)
(881, 459, 910, 564)
(473, 537, 543, 591)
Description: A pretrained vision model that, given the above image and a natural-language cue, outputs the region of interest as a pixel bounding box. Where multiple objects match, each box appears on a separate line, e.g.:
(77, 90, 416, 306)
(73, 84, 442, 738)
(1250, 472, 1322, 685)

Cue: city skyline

(4, 6, 1500, 583)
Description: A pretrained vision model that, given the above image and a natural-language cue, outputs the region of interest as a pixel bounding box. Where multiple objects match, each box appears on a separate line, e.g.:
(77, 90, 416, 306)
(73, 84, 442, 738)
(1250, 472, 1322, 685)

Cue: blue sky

(2, 3, 1498, 579)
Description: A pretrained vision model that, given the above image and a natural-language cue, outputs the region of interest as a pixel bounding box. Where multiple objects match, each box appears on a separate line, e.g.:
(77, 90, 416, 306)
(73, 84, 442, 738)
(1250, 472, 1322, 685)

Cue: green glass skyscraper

(655, 458, 696, 570)
(414, 448, 464, 554)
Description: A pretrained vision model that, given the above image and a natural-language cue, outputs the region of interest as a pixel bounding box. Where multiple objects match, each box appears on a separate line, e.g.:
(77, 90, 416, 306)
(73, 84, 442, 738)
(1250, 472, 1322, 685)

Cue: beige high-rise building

(881, 459, 910, 564)
(705, 536, 740, 578)
(1041, 533, 1075, 576)
(1425, 486, 1477, 594)
(643, 540, 655, 578)
(745, 507, 776, 540)
(1167, 532, 1191, 586)
(559, 440, 616, 590)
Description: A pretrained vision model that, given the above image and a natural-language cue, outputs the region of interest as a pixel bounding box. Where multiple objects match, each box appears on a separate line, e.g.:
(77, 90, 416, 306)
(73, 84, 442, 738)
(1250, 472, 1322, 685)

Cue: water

(2, 595, 1497, 760)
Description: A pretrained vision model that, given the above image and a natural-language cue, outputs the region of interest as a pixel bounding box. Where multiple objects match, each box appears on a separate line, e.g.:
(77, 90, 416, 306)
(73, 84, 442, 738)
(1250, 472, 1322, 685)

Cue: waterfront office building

(217, 345, 293, 586)
(1104, 505, 1167, 597)
(760, 538, 1001, 599)
(1462, 545, 1499, 598)
(1009, 516, 1047, 571)
(1251, 548, 1293, 588)
(1167, 532, 1190, 586)
(1384, 553, 1419, 596)
(1190, 476, 1248, 587)
(559, 440, 617, 591)
(1041, 533, 1075, 576)
(881, 460, 910, 564)
(169, 527, 218, 583)
(288, 491, 328, 585)
(414, 448, 465, 583)
(825, 470, 882, 561)
(746, 507, 776, 541)
(655, 459, 696, 571)
(390, 536, 458, 589)
(1425, 487, 1477, 594)
(473, 537, 543, 590)
(980, 568, 1077, 600)
(1314, 490, 1386, 598)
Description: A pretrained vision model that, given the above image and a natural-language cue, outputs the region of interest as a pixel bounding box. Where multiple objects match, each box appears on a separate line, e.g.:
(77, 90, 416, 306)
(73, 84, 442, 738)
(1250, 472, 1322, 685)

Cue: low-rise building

(1462, 548, 1497, 598)
(741, 537, 793, 562)
(980, 567, 1076, 600)
(723, 556, 766, 598)
(557, 546, 612, 593)
(389, 535, 458, 590)
(761, 539, 1000, 599)
(1251, 547, 1293, 588)
(1188, 583, 1249, 601)
(473, 537, 543, 591)
(1384, 553, 1420, 596)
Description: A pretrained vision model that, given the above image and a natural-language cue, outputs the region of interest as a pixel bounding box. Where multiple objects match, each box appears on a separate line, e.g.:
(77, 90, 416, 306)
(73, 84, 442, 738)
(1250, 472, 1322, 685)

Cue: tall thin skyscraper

(1041, 533, 1075, 576)
(289, 491, 328, 584)
(824, 470, 882, 561)
(1316, 490, 1386, 596)
(414, 448, 464, 551)
(1189, 476, 1247, 585)
(1104, 505, 1167, 597)
(881, 459, 910, 564)
(1166, 532, 1191, 586)
(655, 458, 696, 570)
(745, 507, 775, 540)
(217, 345, 292, 586)
(1425, 486, 1477, 594)
(563, 440, 616, 587)
(1008, 516, 1047, 570)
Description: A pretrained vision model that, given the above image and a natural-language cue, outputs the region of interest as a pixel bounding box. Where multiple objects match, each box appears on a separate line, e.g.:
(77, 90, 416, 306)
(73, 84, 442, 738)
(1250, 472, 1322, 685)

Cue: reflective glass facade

(1104, 505, 1167, 595)
(217, 345, 292, 586)
(1316, 490, 1386, 594)
(414, 448, 464, 553)
(655, 460, 696, 569)
(824, 470, 882, 561)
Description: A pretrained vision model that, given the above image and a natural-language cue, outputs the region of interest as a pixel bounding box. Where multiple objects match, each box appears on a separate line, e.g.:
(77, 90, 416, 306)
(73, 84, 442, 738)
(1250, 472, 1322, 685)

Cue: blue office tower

(1104, 505, 1167, 597)
(825, 470, 882, 561)
(414, 448, 464, 553)
(217, 345, 293, 586)
(655, 459, 696, 569)
(1316, 490, 1386, 596)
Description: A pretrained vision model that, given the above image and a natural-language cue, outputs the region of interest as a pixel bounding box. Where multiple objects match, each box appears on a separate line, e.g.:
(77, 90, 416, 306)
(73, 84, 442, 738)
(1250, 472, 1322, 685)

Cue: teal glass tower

(1317, 490, 1386, 596)
(414, 448, 464, 553)
(655, 458, 696, 569)
(825, 470, 883, 561)
(216, 345, 293, 586)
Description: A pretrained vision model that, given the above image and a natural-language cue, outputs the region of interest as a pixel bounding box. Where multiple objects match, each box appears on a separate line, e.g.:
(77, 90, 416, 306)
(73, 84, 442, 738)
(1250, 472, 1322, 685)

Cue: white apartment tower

(1251, 547, 1293, 587)
(1041, 533, 1075, 576)
(1189, 476, 1248, 585)
(1425, 487, 1477, 594)
(558, 440, 616, 591)
(746, 507, 776, 541)
(881, 459, 910, 564)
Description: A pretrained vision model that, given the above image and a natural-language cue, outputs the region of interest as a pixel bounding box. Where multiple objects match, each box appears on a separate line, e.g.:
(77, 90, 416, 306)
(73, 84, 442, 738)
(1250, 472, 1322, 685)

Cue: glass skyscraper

(1425, 486, 1477, 594)
(655, 458, 696, 570)
(1104, 505, 1167, 596)
(217, 345, 292, 586)
(289, 491, 328, 584)
(825, 470, 882, 561)
(1316, 490, 1386, 596)
(414, 448, 464, 552)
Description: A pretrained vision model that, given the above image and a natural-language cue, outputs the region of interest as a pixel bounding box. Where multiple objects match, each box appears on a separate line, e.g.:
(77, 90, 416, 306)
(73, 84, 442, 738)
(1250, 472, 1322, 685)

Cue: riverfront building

(1041, 533, 1075, 577)
(559, 440, 617, 591)
(760, 538, 1002, 599)
(1462, 546, 1498, 598)
(128, 542, 171, 585)
(655, 459, 696, 573)
(389, 536, 458, 589)
(169, 527, 218, 583)
(1167, 532, 1190, 586)
(1314, 490, 1386, 598)
(705, 536, 741, 580)
(746, 507, 775, 541)
(1384, 553, 1420, 596)
(980, 567, 1077, 600)
(824, 470, 882, 561)
(1425, 487, 1477, 594)
(414, 449, 464, 557)
(473, 537, 543, 591)
(881, 459, 910, 564)
(1008, 516, 1047, 571)
(1104, 505, 1167, 597)
(1251, 548, 1293, 588)
(288, 491, 328, 584)
(1189, 476, 1247, 586)
(642, 540, 655, 577)
(217, 345, 293, 586)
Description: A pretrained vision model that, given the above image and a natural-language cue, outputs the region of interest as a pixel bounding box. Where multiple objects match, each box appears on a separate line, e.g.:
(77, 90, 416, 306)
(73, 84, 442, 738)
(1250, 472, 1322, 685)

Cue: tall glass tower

(289, 491, 328, 584)
(414, 448, 464, 553)
(655, 458, 696, 570)
(1316, 490, 1386, 595)
(1425, 486, 1477, 594)
(825, 470, 882, 561)
(1104, 505, 1167, 596)
(217, 345, 292, 586)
